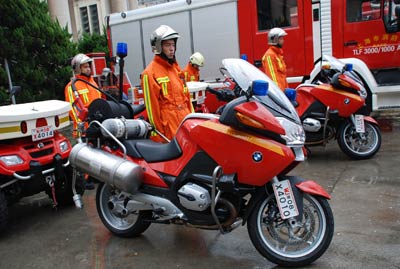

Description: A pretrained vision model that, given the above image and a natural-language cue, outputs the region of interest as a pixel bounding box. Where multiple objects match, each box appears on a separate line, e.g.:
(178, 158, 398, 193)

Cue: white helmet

(150, 25, 180, 54)
(71, 53, 92, 74)
(268, 28, 288, 46)
(189, 52, 204, 67)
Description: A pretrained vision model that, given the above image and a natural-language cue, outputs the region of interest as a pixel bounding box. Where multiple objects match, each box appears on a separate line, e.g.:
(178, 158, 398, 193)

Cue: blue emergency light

(284, 88, 297, 102)
(117, 42, 128, 58)
(344, 63, 353, 72)
(252, 80, 268, 96)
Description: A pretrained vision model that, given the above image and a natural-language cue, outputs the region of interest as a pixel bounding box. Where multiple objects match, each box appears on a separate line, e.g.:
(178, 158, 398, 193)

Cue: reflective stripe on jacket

(262, 46, 288, 91)
(64, 75, 101, 137)
(142, 55, 194, 142)
(183, 62, 200, 82)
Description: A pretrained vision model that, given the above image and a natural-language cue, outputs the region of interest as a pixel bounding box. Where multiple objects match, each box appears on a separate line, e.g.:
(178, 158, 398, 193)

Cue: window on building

(80, 6, 90, 33)
(80, 4, 100, 34)
(256, 0, 298, 31)
(89, 4, 100, 34)
(346, 0, 382, 22)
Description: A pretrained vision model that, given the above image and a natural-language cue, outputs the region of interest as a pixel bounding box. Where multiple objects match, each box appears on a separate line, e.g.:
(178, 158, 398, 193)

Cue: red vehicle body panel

(189, 119, 294, 186)
(296, 180, 331, 199)
(296, 85, 365, 117)
(0, 131, 71, 176)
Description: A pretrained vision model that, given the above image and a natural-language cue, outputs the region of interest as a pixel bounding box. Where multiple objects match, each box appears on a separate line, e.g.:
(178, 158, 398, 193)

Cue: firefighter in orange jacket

(64, 53, 102, 137)
(183, 52, 204, 82)
(262, 28, 288, 91)
(141, 25, 194, 142)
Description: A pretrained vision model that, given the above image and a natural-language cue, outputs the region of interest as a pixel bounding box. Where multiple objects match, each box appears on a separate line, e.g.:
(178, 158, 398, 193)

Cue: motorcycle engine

(302, 118, 322, 132)
(177, 183, 211, 211)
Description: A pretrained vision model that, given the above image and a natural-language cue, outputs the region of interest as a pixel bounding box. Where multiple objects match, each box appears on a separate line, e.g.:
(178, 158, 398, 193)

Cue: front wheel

(96, 183, 152, 238)
(338, 121, 381, 160)
(247, 192, 334, 267)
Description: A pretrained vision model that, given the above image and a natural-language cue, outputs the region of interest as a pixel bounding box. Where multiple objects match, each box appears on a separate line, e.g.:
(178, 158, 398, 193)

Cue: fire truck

(105, 0, 400, 112)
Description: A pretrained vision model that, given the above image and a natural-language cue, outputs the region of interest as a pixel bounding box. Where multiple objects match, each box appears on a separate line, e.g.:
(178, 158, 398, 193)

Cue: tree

(78, 31, 109, 56)
(0, 0, 77, 104)
(77, 31, 111, 66)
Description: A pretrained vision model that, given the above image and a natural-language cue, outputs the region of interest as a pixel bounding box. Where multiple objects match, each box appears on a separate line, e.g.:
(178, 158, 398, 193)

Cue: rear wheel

(247, 192, 334, 267)
(0, 191, 9, 233)
(96, 183, 152, 237)
(338, 121, 381, 160)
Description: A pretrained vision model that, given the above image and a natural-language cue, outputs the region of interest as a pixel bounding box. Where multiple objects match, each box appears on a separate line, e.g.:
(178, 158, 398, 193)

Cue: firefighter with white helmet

(184, 52, 204, 82)
(262, 27, 288, 91)
(141, 25, 194, 142)
(64, 53, 102, 138)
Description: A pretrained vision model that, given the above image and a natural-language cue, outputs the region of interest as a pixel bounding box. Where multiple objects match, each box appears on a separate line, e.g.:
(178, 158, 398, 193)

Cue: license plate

(31, 125, 54, 141)
(355, 114, 365, 133)
(272, 180, 299, 219)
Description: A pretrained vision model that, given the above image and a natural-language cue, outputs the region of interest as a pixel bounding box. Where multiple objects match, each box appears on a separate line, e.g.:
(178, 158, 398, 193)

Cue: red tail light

(55, 116, 60, 127)
(20, 121, 27, 134)
(36, 118, 48, 128)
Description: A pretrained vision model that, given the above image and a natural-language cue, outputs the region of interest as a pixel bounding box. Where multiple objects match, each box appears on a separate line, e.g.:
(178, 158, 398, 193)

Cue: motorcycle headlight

(277, 117, 305, 146)
(0, 155, 24, 166)
(59, 141, 70, 153)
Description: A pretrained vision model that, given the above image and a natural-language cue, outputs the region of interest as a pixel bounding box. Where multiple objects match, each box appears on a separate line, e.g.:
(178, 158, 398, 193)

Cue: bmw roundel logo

(252, 151, 263, 162)
(344, 98, 350, 105)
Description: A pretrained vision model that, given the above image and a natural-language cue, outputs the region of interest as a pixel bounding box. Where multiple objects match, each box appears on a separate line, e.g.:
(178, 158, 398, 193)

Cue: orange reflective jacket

(142, 56, 194, 142)
(64, 75, 102, 137)
(262, 46, 288, 91)
(183, 63, 200, 82)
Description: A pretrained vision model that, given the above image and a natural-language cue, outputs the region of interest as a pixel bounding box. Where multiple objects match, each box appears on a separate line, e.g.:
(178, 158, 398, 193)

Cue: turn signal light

(338, 77, 352, 88)
(20, 121, 27, 134)
(55, 116, 60, 127)
(235, 112, 264, 129)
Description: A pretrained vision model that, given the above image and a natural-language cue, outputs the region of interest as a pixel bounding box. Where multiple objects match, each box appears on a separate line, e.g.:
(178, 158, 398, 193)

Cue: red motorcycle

(69, 59, 334, 267)
(287, 55, 381, 160)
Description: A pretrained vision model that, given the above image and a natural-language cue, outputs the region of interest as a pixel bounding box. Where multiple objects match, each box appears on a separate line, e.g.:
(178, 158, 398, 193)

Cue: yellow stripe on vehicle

(318, 85, 364, 101)
(0, 125, 21, 134)
(60, 115, 70, 124)
(200, 121, 284, 156)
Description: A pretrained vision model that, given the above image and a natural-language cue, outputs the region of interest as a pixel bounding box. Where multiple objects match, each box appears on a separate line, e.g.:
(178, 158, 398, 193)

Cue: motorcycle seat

(123, 138, 182, 163)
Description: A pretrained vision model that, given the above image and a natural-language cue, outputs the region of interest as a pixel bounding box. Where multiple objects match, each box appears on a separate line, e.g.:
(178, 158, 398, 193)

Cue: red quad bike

(69, 59, 334, 267)
(286, 55, 382, 160)
(0, 86, 85, 233)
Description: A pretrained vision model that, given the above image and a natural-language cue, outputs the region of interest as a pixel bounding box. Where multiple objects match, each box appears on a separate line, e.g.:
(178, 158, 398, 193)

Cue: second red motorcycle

(287, 55, 382, 160)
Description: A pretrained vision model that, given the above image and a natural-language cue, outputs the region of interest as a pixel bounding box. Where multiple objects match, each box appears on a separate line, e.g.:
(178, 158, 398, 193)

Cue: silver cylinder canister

(69, 143, 143, 193)
(101, 118, 149, 139)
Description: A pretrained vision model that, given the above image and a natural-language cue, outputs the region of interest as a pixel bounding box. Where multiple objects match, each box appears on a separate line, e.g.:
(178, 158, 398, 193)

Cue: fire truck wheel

(47, 166, 85, 206)
(0, 191, 9, 233)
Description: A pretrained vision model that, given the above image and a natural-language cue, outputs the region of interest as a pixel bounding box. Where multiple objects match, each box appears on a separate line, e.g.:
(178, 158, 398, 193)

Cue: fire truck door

(339, 0, 400, 70)
(240, 0, 312, 86)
